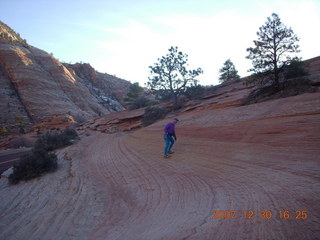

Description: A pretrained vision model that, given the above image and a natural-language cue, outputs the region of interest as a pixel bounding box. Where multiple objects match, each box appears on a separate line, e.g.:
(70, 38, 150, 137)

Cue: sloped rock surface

(81, 108, 145, 134)
(0, 42, 130, 127)
(0, 22, 131, 129)
(1, 86, 319, 240)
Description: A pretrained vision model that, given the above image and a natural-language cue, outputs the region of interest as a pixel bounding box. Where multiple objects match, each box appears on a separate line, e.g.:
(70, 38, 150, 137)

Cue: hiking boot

(164, 155, 171, 158)
(168, 150, 174, 154)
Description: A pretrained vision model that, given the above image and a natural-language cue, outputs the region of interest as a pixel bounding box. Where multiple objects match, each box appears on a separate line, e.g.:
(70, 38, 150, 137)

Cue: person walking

(163, 117, 179, 158)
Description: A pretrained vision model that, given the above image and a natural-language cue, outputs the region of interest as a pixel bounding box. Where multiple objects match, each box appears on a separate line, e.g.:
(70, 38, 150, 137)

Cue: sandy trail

(0, 92, 320, 240)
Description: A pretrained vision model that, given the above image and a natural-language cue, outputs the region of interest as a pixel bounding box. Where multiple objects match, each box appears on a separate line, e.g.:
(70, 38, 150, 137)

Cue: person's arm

(164, 123, 169, 138)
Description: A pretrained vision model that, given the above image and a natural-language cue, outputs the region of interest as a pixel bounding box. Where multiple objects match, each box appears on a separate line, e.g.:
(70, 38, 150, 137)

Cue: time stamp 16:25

(211, 210, 308, 220)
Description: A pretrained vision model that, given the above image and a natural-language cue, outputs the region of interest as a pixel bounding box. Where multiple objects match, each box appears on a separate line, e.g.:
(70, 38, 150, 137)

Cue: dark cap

(173, 117, 180, 121)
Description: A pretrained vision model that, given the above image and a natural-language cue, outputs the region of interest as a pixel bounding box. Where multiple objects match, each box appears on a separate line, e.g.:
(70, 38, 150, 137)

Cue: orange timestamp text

(211, 210, 308, 220)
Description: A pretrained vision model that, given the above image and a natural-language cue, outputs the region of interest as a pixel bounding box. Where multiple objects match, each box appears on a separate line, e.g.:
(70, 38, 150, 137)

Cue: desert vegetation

(125, 82, 156, 110)
(142, 107, 167, 126)
(246, 13, 300, 89)
(8, 128, 78, 184)
(0, 21, 28, 47)
(144, 13, 308, 110)
(10, 136, 33, 148)
(147, 46, 203, 105)
(183, 85, 205, 100)
(219, 59, 240, 83)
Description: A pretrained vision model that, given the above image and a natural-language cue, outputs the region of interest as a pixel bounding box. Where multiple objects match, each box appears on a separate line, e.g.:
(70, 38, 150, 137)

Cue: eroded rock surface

(1, 87, 319, 240)
(0, 22, 131, 129)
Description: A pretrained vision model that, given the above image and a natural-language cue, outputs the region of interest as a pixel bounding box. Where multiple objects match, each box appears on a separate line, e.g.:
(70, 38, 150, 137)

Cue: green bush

(9, 149, 58, 184)
(183, 85, 205, 99)
(126, 82, 144, 101)
(142, 107, 167, 126)
(34, 128, 78, 152)
(63, 128, 78, 139)
(0, 126, 8, 136)
(284, 60, 308, 79)
(242, 77, 315, 105)
(8, 128, 78, 185)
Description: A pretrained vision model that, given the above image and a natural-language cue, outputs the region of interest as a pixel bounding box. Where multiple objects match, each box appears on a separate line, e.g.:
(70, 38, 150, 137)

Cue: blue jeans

(164, 133, 174, 156)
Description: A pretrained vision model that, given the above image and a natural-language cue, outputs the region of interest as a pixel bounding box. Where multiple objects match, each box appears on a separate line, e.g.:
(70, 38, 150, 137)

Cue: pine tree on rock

(246, 13, 300, 89)
(147, 46, 203, 105)
(219, 59, 240, 83)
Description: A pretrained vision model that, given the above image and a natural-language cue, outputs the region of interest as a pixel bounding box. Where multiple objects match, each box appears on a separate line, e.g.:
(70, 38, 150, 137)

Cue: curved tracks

(1, 92, 320, 240)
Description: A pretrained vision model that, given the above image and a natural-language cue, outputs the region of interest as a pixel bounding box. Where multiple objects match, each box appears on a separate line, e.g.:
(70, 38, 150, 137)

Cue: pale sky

(1, 0, 319, 86)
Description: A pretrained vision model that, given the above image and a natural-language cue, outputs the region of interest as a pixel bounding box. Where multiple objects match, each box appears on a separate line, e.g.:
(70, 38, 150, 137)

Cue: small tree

(0, 126, 8, 136)
(246, 13, 300, 89)
(125, 82, 151, 109)
(147, 46, 203, 105)
(219, 59, 240, 83)
(15, 116, 25, 134)
(126, 82, 144, 101)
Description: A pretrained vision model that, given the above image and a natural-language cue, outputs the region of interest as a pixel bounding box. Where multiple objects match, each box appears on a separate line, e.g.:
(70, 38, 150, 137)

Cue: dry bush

(142, 107, 167, 126)
(9, 149, 57, 184)
(11, 136, 33, 149)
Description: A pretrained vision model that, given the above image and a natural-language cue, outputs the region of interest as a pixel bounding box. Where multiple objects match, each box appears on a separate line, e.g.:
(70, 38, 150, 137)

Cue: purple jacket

(164, 122, 176, 138)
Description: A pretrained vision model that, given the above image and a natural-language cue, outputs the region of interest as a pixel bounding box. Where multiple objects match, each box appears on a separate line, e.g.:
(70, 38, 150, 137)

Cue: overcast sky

(1, 0, 319, 86)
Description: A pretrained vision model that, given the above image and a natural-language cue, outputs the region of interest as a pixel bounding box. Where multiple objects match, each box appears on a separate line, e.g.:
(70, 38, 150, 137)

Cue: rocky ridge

(80, 56, 320, 135)
(0, 22, 131, 131)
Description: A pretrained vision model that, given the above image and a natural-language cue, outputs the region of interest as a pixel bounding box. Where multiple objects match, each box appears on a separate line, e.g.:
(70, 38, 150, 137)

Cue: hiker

(163, 117, 179, 158)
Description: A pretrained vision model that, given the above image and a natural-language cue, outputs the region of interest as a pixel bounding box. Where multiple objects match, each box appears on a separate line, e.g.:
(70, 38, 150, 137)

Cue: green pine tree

(147, 46, 203, 105)
(219, 59, 240, 83)
(246, 13, 300, 89)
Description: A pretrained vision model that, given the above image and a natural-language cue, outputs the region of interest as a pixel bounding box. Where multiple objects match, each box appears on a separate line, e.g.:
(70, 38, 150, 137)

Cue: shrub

(0, 126, 8, 136)
(284, 60, 308, 79)
(183, 85, 205, 99)
(8, 128, 78, 185)
(15, 116, 25, 135)
(142, 107, 167, 126)
(173, 101, 184, 110)
(73, 114, 87, 124)
(9, 149, 58, 184)
(126, 82, 144, 101)
(242, 78, 315, 105)
(129, 97, 151, 110)
(11, 136, 33, 148)
(34, 128, 78, 152)
(63, 128, 78, 139)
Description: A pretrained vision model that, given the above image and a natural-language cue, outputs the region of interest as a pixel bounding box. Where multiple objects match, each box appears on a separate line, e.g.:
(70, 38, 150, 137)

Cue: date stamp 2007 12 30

(211, 210, 308, 220)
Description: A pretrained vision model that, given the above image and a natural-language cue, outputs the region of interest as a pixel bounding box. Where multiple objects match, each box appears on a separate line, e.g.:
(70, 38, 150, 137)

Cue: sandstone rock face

(0, 59, 31, 130)
(81, 108, 145, 134)
(0, 21, 28, 47)
(64, 63, 131, 104)
(0, 22, 131, 129)
(1, 21, 320, 239)
(0, 88, 319, 240)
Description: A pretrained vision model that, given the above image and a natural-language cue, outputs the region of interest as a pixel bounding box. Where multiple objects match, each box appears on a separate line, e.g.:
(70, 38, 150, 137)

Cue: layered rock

(1, 81, 319, 240)
(0, 22, 131, 130)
